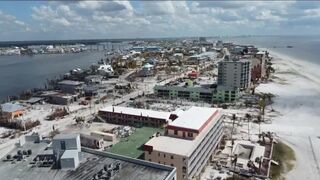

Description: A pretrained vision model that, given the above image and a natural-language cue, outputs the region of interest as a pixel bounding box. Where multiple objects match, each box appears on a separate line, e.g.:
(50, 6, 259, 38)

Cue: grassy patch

(107, 127, 162, 158)
(270, 141, 296, 180)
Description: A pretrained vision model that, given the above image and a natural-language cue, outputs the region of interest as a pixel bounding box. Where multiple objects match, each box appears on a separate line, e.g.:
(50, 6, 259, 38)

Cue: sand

(257, 50, 320, 180)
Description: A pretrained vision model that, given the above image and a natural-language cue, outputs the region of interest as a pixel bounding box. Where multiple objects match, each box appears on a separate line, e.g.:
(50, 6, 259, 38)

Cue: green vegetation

(270, 142, 296, 180)
(107, 127, 162, 158)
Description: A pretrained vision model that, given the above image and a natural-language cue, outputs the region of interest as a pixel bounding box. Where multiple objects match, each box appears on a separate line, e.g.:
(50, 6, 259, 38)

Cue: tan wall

(167, 129, 198, 140)
(145, 150, 188, 180)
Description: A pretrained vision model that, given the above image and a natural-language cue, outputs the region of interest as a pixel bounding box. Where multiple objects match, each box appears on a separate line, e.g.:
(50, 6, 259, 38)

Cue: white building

(144, 107, 224, 180)
(97, 64, 114, 76)
(52, 134, 81, 170)
(217, 58, 251, 90)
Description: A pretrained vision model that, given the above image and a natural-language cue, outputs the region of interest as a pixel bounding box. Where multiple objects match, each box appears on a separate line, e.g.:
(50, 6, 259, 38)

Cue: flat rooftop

(168, 106, 219, 132)
(99, 106, 172, 121)
(0, 141, 174, 180)
(1, 102, 25, 112)
(54, 133, 79, 140)
(145, 108, 223, 157)
(164, 76, 215, 88)
(145, 136, 194, 156)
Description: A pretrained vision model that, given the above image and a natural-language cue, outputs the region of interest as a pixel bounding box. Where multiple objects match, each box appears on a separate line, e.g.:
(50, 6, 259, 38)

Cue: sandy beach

(257, 51, 320, 180)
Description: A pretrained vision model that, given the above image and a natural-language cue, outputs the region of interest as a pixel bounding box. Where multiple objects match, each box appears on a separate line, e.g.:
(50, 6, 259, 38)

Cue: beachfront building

(0, 103, 25, 120)
(217, 58, 251, 90)
(144, 107, 224, 180)
(57, 80, 84, 94)
(213, 86, 240, 102)
(154, 85, 214, 102)
(98, 106, 177, 127)
(242, 51, 268, 82)
(154, 79, 240, 103)
(249, 57, 263, 82)
(254, 51, 268, 79)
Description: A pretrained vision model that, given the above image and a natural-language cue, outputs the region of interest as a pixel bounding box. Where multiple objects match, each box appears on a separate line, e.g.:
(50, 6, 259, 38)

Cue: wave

(264, 49, 320, 86)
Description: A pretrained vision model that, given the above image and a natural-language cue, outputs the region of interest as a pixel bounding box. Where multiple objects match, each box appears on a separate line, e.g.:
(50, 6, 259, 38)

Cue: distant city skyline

(1, 1, 320, 41)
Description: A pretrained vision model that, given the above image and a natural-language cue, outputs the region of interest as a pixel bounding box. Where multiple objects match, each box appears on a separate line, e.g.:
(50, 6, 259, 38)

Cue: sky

(1, 1, 320, 41)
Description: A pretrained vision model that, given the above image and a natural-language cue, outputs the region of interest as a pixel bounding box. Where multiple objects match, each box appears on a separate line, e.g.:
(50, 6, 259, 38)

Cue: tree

(230, 114, 236, 161)
(259, 96, 266, 115)
(74, 116, 85, 124)
(257, 115, 262, 136)
(232, 154, 238, 169)
(245, 113, 252, 141)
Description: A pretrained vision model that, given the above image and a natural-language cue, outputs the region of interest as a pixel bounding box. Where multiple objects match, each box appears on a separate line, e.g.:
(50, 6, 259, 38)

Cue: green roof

(107, 127, 162, 158)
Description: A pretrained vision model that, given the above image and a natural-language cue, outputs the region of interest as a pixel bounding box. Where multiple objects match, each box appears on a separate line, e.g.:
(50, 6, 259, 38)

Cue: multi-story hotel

(144, 107, 224, 180)
(217, 58, 251, 90)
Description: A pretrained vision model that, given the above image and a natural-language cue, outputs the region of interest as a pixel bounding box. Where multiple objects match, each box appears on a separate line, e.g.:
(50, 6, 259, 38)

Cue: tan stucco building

(144, 107, 224, 180)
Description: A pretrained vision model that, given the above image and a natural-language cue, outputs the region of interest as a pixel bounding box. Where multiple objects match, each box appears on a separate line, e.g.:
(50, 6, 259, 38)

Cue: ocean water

(0, 52, 105, 100)
(225, 35, 320, 84)
(226, 35, 320, 66)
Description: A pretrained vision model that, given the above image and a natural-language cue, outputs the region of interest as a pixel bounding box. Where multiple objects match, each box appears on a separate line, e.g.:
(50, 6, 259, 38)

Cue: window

(60, 141, 66, 150)
(149, 159, 151, 161)
(164, 154, 166, 158)
(171, 155, 174, 159)
(174, 130, 178, 135)
(187, 132, 193, 137)
(171, 164, 174, 167)
(158, 152, 160, 157)
(182, 166, 187, 173)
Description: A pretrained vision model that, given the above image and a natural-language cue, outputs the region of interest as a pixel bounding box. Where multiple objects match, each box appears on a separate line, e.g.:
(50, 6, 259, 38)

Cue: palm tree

(232, 154, 238, 170)
(257, 115, 262, 135)
(259, 96, 266, 115)
(230, 114, 236, 161)
(245, 113, 252, 141)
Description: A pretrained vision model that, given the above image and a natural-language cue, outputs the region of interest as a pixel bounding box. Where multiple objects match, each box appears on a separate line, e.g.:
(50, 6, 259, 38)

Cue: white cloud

(1, 0, 320, 40)
(0, 10, 29, 33)
(304, 8, 320, 17)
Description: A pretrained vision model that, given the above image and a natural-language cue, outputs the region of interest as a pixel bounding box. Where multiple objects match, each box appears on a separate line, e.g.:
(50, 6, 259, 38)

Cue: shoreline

(257, 50, 320, 179)
(265, 49, 320, 86)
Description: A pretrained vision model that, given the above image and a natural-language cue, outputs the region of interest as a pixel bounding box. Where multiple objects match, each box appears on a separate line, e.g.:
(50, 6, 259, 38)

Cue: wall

(60, 156, 78, 170)
(52, 135, 81, 155)
(167, 129, 197, 140)
(145, 150, 186, 180)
